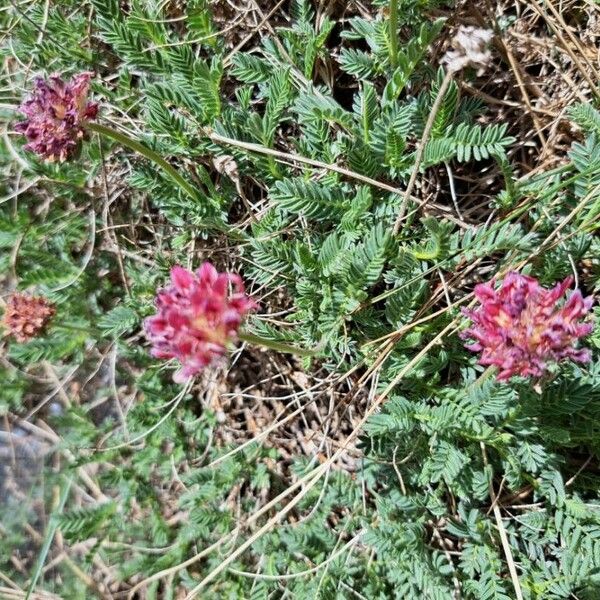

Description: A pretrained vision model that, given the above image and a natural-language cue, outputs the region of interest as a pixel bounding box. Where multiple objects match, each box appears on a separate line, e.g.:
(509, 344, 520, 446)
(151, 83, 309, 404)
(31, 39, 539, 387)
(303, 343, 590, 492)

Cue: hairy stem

(87, 122, 246, 240)
(389, 0, 399, 69)
(88, 122, 200, 201)
(238, 331, 316, 357)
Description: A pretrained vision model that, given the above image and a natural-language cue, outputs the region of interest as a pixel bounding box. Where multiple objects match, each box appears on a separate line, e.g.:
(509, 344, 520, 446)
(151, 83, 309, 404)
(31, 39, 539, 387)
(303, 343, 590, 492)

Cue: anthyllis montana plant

(1, 0, 600, 599)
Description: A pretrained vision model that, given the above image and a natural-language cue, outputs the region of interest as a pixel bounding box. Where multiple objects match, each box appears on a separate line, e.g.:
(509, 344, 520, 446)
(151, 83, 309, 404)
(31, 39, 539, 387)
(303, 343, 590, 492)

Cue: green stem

(88, 122, 200, 201)
(389, 0, 399, 69)
(493, 151, 517, 204)
(26, 477, 73, 600)
(88, 122, 247, 241)
(239, 331, 316, 357)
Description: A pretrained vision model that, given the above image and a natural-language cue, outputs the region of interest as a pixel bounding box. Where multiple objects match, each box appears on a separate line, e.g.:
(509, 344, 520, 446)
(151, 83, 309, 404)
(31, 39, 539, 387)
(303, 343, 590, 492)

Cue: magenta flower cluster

(145, 263, 257, 383)
(15, 73, 98, 162)
(462, 272, 594, 381)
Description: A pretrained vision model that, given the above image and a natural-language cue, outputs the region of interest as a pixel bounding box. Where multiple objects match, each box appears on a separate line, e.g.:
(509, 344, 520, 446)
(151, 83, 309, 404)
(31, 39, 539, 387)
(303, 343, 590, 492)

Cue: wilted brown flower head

(15, 73, 98, 162)
(2, 293, 56, 343)
(442, 26, 494, 75)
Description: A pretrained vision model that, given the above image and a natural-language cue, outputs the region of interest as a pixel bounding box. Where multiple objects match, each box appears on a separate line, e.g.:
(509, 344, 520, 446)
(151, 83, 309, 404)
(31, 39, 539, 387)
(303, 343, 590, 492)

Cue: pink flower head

(15, 73, 98, 162)
(461, 272, 594, 381)
(145, 263, 257, 383)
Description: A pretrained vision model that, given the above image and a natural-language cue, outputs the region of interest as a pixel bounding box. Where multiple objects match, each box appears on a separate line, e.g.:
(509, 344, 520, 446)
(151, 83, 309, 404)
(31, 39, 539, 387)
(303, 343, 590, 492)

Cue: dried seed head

(15, 73, 98, 162)
(2, 293, 56, 343)
(145, 263, 257, 383)
(442, 26, 494, 75)
(461, 272, 594, 381)
(213, 155, 239, 181)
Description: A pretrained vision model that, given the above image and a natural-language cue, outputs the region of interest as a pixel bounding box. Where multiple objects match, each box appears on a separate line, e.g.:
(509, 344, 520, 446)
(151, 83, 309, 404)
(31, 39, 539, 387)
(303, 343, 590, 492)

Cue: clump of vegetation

(1, 1, 599, 598)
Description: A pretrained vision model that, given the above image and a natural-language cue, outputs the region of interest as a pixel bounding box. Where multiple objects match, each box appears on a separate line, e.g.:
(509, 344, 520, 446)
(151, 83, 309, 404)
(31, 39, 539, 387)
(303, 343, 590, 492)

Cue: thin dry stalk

(392, 70, 454, 235)
(530, 0, 599, 98)
(481, 443, 524, 600)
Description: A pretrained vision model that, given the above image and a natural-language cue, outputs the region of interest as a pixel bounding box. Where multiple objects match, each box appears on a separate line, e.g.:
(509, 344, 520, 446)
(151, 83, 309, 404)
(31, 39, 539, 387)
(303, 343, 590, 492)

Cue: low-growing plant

(1, 1, 599, 599)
